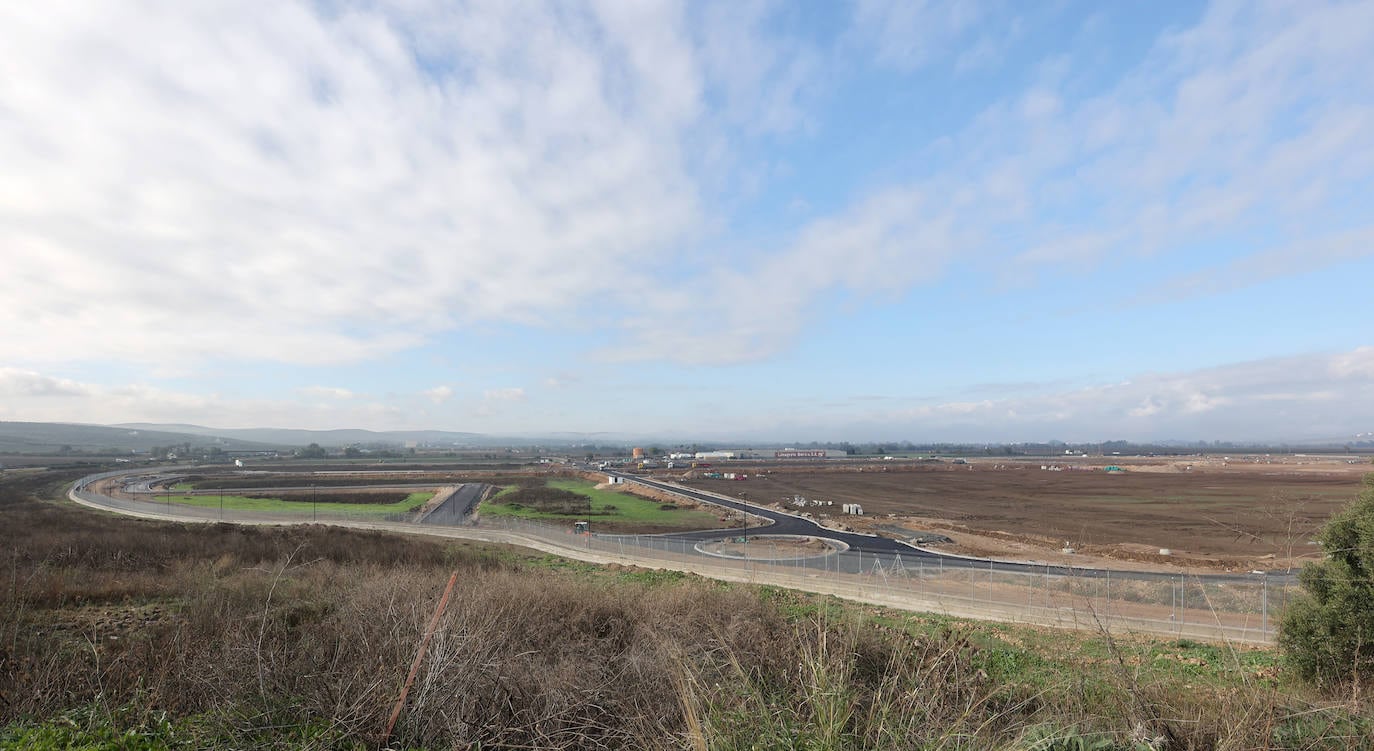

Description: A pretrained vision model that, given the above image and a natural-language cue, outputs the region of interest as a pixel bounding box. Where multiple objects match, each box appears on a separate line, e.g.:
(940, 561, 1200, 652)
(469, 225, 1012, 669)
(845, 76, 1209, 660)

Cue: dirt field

(676, 456, 1371, 571)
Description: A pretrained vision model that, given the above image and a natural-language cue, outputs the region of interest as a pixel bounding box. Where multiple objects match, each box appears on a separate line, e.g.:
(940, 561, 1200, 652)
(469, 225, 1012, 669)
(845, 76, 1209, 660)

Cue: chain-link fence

(71, 473, 1294, 645)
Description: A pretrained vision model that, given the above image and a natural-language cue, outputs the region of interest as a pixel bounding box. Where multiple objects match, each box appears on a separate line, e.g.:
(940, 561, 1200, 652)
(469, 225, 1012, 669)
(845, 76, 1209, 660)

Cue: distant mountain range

(113, 423, 499, 448)
(2, 420, 1371, 455)
(0, 421, 277, 454)
(0, 421, 632, 454)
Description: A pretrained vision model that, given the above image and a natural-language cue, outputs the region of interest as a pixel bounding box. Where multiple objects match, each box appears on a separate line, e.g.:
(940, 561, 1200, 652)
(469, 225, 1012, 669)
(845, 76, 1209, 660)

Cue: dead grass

(3, 469, 1372, 749)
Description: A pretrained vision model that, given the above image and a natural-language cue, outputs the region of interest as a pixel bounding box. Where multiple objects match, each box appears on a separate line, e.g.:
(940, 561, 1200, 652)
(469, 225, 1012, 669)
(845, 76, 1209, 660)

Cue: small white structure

(606, 475, 623, 484)
(234, 459, 244, 467)
(841, 503, 864, 515)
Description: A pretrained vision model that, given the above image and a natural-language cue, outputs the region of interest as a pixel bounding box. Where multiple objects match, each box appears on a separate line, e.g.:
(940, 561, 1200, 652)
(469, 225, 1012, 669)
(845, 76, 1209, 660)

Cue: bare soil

(675, 456, 1369, 571)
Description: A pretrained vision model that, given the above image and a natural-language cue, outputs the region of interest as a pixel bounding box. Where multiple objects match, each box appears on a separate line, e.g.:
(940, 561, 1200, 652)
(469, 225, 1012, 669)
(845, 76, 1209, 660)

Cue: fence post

(1262, 575, 1269, 636)
(987, 560, 993, 607)
(1105, 570, 1111, 623)
(1179, 574, 1185, 634)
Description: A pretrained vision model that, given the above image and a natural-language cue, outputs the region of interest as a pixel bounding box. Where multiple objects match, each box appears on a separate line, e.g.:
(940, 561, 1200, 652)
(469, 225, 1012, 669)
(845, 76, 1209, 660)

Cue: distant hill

(2, 421, 638, 453)
(115, 423, 502, 448)
(0, 421, 278, 454)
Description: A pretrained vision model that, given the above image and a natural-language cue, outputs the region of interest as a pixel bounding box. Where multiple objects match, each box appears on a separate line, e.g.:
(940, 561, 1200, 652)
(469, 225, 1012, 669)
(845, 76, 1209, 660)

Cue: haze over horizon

(3, 1, 1373, 443)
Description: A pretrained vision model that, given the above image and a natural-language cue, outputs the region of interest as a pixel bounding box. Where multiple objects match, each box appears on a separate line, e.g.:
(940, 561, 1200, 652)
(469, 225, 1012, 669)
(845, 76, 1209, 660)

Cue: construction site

(662, 453, 1369, 572)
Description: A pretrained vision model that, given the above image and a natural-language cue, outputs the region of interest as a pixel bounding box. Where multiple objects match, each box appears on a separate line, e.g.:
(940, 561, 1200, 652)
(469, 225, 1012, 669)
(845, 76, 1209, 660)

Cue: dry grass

(3, 469, 1373, 750)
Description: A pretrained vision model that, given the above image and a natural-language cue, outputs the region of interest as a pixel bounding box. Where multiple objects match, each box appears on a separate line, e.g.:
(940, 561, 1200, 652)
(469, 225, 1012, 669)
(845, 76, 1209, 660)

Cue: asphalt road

(613, 472, 1279, 584)
(93, 466, 1282, 585)
(418, 483, 485, 525)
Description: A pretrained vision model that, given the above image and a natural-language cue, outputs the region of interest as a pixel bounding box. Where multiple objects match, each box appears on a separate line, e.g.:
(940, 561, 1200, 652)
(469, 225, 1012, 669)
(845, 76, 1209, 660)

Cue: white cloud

(1128, 399, 1162, 418)
(849, 0, 989, 71)
(0, 368, 91, 398)
(0, 1, 704, 366)
(0, 370, 409, 429)
(422, 385, 454, 404)
(1, 0, 1369, 376)
(1330, 347, 1374, 379)
(543, 374, 579, 389)
(612, 184, 962, 363)
(1135, 226, 1374, 305)
(298, 386, 355, 400)
(613, 1, 1374, 364)
(483, 388, 526, 403)
(837, 348, 1374, 442)
(694, 0, 820, 134)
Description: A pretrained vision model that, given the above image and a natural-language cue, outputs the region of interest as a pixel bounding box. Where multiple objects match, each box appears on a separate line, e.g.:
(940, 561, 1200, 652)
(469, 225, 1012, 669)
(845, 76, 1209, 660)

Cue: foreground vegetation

(2, 469, 1372, 749)
(1280, 475, 1374, 686)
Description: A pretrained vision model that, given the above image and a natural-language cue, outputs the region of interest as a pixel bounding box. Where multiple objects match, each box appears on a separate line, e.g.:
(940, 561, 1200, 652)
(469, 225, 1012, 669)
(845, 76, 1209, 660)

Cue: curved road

(613, 472, 1284, 585)
(85, 466, 1283, 586)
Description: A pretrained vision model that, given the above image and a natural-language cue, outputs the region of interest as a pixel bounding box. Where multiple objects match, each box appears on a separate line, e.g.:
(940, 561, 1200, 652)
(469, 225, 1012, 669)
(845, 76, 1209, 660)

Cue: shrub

(1279, 475, 1374, 685)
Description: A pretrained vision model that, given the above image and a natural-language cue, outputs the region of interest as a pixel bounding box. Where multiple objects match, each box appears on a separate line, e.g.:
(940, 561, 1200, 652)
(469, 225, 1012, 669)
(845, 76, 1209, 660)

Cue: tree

(1279, 475, 1374, 685)
(296, 443, 327, 459)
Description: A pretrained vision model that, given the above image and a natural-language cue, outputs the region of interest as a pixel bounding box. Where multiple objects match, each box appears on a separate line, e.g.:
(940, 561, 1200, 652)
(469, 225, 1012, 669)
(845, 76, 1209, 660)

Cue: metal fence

(71, 477, 1294, 645)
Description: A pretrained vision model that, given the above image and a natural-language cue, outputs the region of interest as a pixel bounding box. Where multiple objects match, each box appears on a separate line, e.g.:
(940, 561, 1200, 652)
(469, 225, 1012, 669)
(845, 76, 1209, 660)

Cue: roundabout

(695, 534, 848, 561)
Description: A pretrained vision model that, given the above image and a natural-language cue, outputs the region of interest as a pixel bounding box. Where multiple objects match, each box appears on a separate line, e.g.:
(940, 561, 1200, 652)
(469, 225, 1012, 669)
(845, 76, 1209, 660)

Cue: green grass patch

(160, 491, 432, 516)
(481, 478, 722, 528)
(0, 706, 357, 751)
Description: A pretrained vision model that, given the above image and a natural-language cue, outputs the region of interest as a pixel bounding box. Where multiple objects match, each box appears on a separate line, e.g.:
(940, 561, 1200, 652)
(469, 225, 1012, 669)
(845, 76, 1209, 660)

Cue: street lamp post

(740, 502, 748, 559)
(219, 487, 224, 521)
(312, 483, 317, 523)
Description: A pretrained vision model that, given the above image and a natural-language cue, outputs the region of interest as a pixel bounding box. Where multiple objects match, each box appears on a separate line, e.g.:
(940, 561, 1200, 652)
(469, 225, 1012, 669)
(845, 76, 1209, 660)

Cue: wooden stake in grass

(384, 570, 459, 743)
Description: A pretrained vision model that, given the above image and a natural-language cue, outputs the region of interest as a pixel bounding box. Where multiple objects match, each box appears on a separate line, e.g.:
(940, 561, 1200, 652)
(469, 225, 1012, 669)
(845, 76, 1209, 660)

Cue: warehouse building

(771, 449, 847, 459)
(693, 448, 847, 460)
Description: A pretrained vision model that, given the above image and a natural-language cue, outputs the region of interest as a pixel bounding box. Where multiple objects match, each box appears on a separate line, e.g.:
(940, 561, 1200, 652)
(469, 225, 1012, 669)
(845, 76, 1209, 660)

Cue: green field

(159, 491, 433, 516)
(481, 479, 724, 529)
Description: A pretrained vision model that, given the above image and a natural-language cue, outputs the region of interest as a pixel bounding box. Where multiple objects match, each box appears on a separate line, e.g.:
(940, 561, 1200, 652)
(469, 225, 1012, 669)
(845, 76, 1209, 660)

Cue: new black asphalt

(616, 473, 1279, 584)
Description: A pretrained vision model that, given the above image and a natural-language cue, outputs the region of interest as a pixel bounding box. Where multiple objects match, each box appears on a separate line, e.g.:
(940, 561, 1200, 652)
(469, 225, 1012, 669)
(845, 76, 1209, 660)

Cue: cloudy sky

(3, 0, 1373, 442)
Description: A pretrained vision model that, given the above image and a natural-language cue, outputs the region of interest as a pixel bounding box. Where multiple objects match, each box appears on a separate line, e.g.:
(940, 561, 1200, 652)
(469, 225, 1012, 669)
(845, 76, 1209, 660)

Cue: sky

(2, 0, 1373, 443)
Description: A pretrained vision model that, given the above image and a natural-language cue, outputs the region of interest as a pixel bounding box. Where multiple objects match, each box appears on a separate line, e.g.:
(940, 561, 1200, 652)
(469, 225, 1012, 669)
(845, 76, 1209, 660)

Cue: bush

(1279, 475, 1374, 685)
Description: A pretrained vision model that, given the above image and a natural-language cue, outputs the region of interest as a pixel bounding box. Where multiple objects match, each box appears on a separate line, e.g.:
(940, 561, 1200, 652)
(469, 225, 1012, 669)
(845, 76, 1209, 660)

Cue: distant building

(693, 448, 846, 460)
(772, 449, 846, 459)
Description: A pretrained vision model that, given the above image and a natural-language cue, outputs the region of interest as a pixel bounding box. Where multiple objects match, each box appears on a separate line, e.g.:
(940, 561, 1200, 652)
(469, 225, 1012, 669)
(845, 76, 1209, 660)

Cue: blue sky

(2, 0, 1373, 442)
